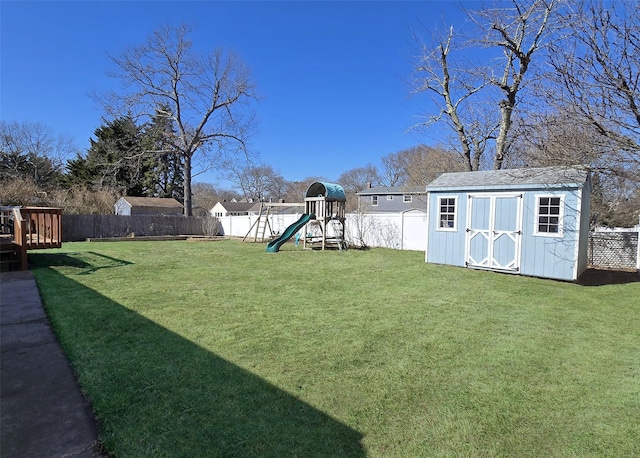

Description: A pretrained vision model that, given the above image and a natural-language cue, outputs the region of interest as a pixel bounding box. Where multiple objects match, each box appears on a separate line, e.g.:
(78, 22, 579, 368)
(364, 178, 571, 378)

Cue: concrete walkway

(1, 271, 105, 458)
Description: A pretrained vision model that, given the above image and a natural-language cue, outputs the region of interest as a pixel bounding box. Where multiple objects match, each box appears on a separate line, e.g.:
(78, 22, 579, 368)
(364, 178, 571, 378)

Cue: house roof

(119, 197, 184, 208)
(269, 205, 304, 215)
(426, 166, 590, 191)
(215, 202, 261, 213)
(357, 185, 426, 196)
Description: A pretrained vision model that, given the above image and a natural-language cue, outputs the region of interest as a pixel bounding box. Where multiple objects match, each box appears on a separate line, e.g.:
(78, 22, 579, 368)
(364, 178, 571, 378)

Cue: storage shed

(425, 166, 592, 281)
(114, 197, 184, 216)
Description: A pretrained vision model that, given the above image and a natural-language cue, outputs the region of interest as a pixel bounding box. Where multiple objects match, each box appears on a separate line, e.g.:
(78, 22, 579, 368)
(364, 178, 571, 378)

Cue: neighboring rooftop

(215, 202, 261, 213)
(357, 185, 426, 195)
(119, 197, 184, 208)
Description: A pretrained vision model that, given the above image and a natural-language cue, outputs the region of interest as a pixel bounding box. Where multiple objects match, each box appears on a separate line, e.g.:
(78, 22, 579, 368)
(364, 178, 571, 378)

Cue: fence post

(637, 216, 640, 273)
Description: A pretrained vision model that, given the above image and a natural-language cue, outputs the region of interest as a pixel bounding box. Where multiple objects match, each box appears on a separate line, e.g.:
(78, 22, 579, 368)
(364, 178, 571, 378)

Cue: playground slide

(266, 213, 314, 253)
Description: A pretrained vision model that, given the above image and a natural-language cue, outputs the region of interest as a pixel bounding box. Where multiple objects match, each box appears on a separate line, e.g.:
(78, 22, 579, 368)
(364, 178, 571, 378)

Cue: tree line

(2, 0, 639, 226)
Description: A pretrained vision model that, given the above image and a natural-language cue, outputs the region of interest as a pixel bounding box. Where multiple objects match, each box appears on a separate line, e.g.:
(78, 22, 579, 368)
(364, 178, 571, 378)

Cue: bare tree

(412, 26, 493, 171)
(383, 145, 466, 186)
(337, 164, 379, 194)
(102, 24, 256, 215)
(379, 152, 408, 186)
(548, 0, 640, 176)
(192, 182, 219, 211)
(477, 0, 557, 169)
(412, 0, 559, 170)
(0, 121, 74, 188)
(229, 163, 283, 202)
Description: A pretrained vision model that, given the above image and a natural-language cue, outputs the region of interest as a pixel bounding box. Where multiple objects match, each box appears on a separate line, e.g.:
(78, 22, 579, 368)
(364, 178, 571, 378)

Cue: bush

(0, 178, 45, 206)
(48, 186, 120, 214)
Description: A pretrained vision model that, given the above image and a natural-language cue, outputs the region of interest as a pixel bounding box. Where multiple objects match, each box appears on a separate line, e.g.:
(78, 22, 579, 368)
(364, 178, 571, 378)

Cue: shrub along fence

(62, 215, 221, 242)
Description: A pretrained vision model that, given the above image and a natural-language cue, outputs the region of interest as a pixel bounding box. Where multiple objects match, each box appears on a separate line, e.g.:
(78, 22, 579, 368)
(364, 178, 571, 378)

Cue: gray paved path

(1, 270, 104, 458)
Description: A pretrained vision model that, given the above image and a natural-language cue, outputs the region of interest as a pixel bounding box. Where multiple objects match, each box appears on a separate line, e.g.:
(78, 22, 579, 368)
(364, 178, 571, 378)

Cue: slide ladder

(242, 203, 273, 242)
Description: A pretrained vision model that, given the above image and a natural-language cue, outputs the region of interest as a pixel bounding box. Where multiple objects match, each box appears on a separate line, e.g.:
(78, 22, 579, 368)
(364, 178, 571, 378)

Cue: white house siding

(114, 198, 132, 216)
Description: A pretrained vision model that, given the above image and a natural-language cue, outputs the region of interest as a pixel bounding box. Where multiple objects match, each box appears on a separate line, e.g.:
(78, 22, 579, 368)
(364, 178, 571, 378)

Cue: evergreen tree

(65, 116, 152, 196)
(141, 106, 184, 201)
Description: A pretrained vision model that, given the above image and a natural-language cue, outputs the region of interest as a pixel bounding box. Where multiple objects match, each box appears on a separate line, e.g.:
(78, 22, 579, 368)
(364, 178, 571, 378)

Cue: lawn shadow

(577, 268, 640, 286)
(32, 263, 365, 457)
(29, 252, 133, 275)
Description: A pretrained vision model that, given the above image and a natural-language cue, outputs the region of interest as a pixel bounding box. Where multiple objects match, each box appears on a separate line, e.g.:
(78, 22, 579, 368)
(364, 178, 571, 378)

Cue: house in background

(356, 185, 428, 212)
(210, 201, 261, 217)
(425, 166, 592, 282)
(114, 197, 184, 216)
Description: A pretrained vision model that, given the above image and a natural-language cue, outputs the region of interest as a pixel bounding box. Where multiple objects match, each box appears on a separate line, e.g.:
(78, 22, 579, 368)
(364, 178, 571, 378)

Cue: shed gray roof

(357, 185, 426, 195)
(426, 166, 590, 191)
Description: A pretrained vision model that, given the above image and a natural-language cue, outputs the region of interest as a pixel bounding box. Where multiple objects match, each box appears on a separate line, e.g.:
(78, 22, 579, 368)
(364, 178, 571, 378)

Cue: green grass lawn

(30, 240, 640, 457)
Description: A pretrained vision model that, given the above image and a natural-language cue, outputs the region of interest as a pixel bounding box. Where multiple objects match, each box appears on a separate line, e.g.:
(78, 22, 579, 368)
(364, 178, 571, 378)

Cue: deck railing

(20, 207, 63, 250)
(0, 206, 62, 271)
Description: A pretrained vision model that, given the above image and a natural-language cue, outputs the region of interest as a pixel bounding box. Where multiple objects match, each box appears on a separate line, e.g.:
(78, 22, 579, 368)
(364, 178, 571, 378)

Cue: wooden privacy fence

(63, 215, 221, 242)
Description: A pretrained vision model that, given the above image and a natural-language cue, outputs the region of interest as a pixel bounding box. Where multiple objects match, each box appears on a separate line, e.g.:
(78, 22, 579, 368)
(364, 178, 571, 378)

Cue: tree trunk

(494, 97, 514, 170)
(183, 155, 192, 216)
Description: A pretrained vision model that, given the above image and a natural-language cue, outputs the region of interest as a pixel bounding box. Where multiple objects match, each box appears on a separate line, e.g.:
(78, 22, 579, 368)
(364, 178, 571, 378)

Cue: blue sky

(1, 1, 475, 188)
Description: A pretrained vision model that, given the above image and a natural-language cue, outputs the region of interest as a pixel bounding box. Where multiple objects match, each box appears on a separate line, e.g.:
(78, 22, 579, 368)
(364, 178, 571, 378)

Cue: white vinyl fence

(218, 210, 428, 251)
(345, 210, 427, 251)
(218, 213, 305, 240)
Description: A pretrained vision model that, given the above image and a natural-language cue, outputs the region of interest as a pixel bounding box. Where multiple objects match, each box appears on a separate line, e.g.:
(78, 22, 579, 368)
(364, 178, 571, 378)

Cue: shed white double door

(465, 193, 523, 272)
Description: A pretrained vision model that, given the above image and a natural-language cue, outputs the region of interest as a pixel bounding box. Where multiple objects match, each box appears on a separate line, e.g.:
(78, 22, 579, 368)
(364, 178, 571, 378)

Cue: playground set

(252, 182, 346, 253)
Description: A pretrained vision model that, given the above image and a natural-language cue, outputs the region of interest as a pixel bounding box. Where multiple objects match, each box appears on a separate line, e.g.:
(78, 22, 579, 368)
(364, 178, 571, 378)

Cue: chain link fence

(588, 231, 639, 270)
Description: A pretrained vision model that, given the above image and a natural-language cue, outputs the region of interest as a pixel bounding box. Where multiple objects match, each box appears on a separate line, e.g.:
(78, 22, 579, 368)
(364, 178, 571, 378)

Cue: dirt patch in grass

(578, 268, 640, 286)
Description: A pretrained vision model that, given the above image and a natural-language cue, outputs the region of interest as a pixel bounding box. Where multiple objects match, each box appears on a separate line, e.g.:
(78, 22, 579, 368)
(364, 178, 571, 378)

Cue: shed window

(437, 197, 457, 230)
(535, 195, 563, 236)
(403, 195, 412, 203)
(371, 195, 378, 206)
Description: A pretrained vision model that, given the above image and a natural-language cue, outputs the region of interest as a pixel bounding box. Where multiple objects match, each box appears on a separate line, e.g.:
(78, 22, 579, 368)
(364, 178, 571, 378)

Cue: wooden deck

(0, 207, 62, 271)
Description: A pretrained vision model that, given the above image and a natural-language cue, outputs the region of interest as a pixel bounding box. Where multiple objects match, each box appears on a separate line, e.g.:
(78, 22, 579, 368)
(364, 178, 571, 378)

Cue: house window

(437, 197, 457, 230)
(387, 195, 394, 201)
(536, 195, 563, 236)
(403, 195, 412, 203)
(371, 195, 378, 206)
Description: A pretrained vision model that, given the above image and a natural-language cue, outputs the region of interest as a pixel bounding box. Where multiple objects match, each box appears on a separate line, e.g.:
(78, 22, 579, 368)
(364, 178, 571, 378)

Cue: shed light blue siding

(425, 167, 591, 281)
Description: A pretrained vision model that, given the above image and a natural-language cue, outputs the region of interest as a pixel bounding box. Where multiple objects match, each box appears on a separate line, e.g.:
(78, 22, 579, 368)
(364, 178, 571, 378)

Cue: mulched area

(577, 268, 640, 286)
